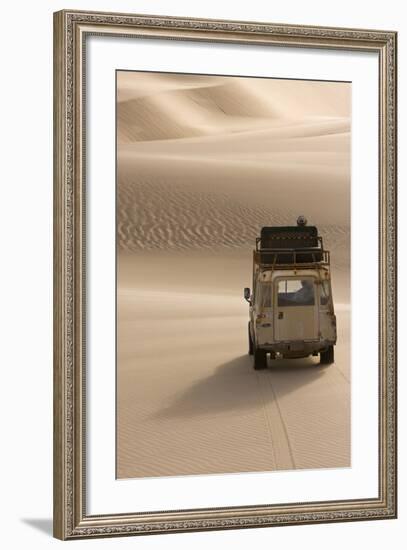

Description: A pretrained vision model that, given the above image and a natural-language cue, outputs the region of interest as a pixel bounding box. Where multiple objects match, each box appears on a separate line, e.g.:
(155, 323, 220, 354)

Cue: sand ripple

(117, 178, 349, 264)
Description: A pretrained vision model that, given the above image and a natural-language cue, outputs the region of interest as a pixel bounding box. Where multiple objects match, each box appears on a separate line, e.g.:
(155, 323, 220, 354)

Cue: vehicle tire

(248, 323, 254, 355)
(320, 345, 334, 365)
(254, 348, 267, 370)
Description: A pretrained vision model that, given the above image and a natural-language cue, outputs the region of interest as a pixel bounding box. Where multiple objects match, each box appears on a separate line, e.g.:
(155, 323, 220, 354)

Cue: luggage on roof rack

(255, 225, 325, 265)
(260, 226, 318, 249)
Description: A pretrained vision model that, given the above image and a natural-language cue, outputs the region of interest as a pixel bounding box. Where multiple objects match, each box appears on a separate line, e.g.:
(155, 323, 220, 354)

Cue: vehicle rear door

(273, 277, 319, 342)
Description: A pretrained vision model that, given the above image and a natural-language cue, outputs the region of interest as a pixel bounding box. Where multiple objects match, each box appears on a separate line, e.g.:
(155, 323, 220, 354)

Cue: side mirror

(244, 287, 251, 303)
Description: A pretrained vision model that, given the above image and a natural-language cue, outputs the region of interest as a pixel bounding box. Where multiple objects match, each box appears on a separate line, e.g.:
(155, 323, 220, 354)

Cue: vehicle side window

(320, 280, 331, 306)
(255, 282, 272, 308)
(277, 279, 315, 307)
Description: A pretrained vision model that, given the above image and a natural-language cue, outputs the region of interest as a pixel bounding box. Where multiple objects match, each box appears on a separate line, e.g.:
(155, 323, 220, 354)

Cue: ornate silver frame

(53, 9, 397, 540)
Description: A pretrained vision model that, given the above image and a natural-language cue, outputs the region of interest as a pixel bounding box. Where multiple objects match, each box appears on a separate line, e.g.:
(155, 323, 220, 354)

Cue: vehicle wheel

(320, 345, 334, 365)
(254, 348, 267, 370)
(248, 323, 254, 355)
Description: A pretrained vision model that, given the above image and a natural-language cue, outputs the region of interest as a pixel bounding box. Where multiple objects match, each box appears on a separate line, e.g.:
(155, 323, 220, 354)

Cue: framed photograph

(53, 9, 397, 540)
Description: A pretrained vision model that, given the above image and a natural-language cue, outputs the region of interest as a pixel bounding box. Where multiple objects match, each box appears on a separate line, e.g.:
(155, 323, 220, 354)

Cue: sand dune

(117, 78, 282, 142)
(117, 72, 350, 140)
(116, 72, 351, 479)
(117, 74, 350, 256)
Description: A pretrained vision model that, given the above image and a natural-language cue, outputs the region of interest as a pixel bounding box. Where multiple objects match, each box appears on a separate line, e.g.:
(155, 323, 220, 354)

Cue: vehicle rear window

(277, 279, 315, 307)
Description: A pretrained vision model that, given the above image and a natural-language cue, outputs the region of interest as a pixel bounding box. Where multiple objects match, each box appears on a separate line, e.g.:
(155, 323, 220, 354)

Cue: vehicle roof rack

(254, 225, 329, 267)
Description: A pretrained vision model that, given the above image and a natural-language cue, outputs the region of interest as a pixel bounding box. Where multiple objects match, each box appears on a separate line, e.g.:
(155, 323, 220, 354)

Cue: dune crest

(117, 72, 350, 143)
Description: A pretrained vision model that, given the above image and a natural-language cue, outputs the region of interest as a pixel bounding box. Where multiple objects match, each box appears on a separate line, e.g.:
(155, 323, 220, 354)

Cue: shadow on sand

(154, 354, 331, 419)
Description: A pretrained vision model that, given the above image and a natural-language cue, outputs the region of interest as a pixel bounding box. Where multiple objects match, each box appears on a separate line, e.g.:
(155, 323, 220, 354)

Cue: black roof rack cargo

(260, 226, 318, 249)
(254, 224, 328, 266)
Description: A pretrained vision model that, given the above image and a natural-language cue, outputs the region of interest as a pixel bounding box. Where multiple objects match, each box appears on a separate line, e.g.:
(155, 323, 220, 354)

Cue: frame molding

(53, 9, 397, 540)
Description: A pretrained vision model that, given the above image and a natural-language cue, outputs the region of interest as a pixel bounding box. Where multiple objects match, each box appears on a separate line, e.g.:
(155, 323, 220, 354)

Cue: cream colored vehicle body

(249, 267, 336, 361)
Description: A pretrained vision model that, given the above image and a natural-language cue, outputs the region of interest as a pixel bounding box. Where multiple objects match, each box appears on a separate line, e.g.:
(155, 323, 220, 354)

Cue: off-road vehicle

(244, 217, 337, 369)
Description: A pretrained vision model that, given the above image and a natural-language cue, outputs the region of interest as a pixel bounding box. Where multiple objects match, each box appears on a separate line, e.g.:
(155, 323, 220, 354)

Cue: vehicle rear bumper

(259, 339, 336, 358)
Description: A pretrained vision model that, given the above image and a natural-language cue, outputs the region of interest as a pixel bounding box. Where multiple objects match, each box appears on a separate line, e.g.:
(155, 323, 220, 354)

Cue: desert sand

(116, 72, 351, 479)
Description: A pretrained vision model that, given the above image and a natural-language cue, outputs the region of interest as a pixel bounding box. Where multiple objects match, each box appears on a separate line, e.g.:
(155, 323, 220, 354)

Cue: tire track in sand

(255, 368, 296, 470)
